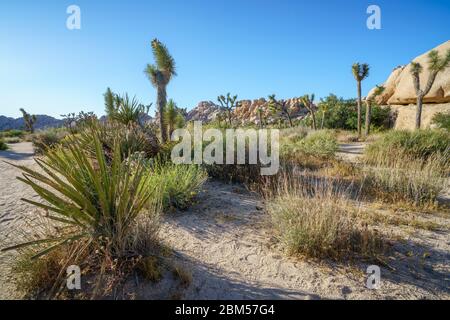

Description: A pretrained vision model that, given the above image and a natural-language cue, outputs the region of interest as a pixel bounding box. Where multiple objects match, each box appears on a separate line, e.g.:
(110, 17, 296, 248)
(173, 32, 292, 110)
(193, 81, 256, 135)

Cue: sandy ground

(0, 142, 39, 299)
(0, 142, 449, 300)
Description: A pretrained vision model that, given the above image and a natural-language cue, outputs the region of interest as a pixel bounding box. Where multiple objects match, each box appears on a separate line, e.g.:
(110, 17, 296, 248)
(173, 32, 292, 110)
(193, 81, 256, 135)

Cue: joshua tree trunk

(227, 110, 232, 126)
(357, 81, 362, 137)
(415, 95, 423, 129)
(157, 86, 168, 143)
(258, 110, 263, 129)
(365, 101, 371, 136)
(321, 110, 325, 129)
(286, 112, 293, 127)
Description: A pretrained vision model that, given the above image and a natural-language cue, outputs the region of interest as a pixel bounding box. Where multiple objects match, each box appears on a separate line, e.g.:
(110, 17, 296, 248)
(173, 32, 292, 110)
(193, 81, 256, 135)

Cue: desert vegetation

(1, 38, 449, 301)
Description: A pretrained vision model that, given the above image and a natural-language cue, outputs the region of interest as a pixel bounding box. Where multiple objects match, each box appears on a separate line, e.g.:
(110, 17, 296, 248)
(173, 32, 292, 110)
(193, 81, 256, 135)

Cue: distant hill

(0, 115, 63, 131)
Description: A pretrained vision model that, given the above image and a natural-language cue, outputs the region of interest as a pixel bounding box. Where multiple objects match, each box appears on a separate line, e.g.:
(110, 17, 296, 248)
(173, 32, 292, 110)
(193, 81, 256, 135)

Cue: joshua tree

(268, 95, 295, 127)
(364, 85, 385, 136)
(145, 39, 176, 143)
(217, 93, 238, 126)
(318, 98, 329, 129)
(164, 99, 179, 137)
(19, 108, 37, 133)
(410, 49, 450, 129)
(352, 63, 370, 137)
(300, 94, 317, 130)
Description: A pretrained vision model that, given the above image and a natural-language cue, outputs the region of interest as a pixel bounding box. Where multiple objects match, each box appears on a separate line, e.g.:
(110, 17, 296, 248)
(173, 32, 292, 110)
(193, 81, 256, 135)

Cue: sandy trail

(0, 142, 39, 299)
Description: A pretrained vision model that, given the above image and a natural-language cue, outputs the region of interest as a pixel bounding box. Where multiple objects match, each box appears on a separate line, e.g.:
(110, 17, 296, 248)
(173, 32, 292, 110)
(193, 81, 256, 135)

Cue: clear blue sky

(1, 0, 449, 118)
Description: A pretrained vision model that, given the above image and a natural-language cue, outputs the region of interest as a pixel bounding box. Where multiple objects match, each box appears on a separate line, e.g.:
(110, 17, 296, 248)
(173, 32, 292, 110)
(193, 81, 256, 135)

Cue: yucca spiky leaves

(2, 133, 154, 259)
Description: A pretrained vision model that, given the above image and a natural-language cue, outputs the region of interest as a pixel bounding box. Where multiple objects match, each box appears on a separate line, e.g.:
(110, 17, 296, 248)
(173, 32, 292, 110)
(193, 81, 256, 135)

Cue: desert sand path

(0, 142, 39, 299)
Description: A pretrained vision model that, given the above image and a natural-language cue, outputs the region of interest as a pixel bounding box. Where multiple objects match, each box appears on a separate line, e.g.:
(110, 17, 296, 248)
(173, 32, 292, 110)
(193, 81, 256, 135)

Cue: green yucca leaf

(4, 127, 157, 259)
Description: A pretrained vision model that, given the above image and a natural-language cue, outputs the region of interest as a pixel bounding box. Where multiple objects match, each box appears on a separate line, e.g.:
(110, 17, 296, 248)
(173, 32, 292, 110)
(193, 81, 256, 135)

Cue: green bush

(145, 163, 207, 210)
(0, 139, 8, 151)
(364, 129, 450, 168)
(432, 112, 450, 130)
(0, 129, 25, 138)
(281, 130, 338, 161)
(31, 128, 68, 154)
(313, 94, 391, 131)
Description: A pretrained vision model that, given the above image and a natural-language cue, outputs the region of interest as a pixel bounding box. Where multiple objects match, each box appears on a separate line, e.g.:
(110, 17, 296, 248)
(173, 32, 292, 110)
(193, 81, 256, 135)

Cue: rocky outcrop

(186, 97, 311, 125)
(367, 40, 450, 130)
(369, 40, 450, 105)
(186, 101, 222, 122)
(390, 103, 450, 130)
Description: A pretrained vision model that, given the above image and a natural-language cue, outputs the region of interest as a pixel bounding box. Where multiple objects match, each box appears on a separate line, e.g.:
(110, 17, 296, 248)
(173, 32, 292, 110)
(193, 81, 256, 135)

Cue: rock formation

(368, 40, 450, 129)
(186, 97, 311, 125)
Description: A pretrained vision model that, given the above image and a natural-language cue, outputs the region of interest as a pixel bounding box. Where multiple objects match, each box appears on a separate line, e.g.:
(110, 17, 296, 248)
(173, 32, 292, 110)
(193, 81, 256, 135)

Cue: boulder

(369, 40, 450, 105)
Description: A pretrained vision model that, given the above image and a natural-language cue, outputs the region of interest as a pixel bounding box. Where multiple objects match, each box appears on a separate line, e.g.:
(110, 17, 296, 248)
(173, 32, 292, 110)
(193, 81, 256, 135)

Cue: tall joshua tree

(352, 63, 370, 137)
(20, 108, 37, 133)
(410, 49, 450, 129)
(364, 85, 385, 136)
(145, 39, 176, 143)
(268, 94, 294, 128)
(217, 93, 238, 126)
(300, 94, 317, 130)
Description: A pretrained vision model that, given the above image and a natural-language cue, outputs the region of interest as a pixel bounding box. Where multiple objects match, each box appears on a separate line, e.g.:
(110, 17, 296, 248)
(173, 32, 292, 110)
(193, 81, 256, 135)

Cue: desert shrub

(364, 129, 450, 168)
(145, 163, 207, 210)
(31, 128, 68, 154)
(79, 120, 160, 161)
(281, 130, 338, 169)
(0, 139, 7, 150)
(314, 95, 391, 131)
(432, 112, 450, 130)
(0, 129, 25, 138)
(3, 137, 21, 143)
(267, 180, 384, 260)
(364, 154, 447, 206)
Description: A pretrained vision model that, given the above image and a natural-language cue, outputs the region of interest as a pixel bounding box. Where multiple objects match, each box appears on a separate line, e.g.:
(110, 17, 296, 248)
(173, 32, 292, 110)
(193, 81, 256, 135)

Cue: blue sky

(0, 0, 449, 118)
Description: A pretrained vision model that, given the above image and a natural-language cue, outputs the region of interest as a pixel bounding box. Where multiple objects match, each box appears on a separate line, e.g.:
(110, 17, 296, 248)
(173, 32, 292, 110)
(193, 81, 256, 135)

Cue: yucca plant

(104, 90, 151, 126)
(2, 133, 155, 259)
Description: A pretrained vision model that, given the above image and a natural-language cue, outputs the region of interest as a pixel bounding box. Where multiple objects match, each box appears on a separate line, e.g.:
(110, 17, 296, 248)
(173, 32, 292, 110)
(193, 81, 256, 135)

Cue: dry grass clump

(267, 179, 385, 260)
(364, 129, 450, 170)
(364, 154, 447, 207)
(31, 128, 68, 154)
